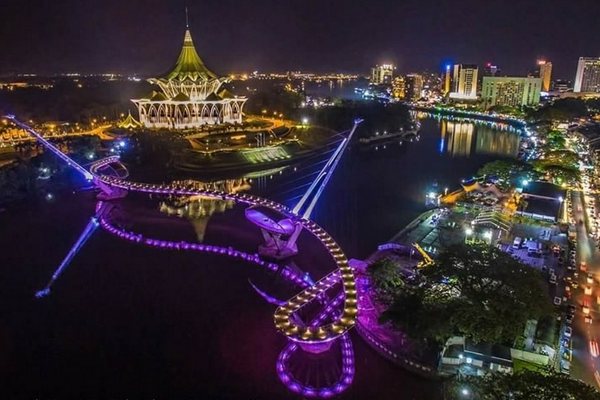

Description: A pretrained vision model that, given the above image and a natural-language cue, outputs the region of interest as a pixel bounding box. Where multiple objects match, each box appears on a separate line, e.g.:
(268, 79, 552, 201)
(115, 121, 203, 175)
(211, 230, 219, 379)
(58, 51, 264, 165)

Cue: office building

(537, 60, 552, 92)
(553, 79, 571, 93)
(370, 64, 394, 85)
(449, 64, 478, 100)
(483, 63, 499, 77)
(574, 57, 600, 93)
(481, 77, 541, 108)
(443, 64, 452, 95)
(392, 76, 405, 100)
(404, 74, 424, 101)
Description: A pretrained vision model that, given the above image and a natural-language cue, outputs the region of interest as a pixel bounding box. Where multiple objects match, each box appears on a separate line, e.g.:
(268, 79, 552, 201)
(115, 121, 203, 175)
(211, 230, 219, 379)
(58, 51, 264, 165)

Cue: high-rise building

(537, 60, 552, 92)
(370, 64, 394, 85)
(574, 57, 600, 93)
(450, 64, 478, 99)
(443, 64, 452, 95)
(481, 77, 541, 108)
(483, 63, 499, 77)
(404, 74, 424, 101)
(392, 76, 405, 100)
(553, 79, 571, 93)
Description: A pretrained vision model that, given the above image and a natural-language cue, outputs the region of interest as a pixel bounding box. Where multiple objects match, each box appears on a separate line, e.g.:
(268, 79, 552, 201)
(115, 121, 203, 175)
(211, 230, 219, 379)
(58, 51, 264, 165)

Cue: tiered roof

(159, 30, 217, 82)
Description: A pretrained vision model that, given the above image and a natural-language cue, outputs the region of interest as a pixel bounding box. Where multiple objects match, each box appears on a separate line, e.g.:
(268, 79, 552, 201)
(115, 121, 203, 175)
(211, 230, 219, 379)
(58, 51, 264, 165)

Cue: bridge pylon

(245, 119, 362, 261)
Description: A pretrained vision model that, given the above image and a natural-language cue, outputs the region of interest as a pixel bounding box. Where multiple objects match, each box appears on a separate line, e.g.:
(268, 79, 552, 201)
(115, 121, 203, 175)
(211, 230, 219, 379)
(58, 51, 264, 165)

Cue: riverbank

(353, 108, 539, 379)
(410, 104, 526, 128)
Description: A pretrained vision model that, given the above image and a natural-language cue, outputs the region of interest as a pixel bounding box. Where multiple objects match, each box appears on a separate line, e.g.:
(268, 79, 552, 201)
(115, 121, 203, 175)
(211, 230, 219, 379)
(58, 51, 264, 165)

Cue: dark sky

(1, 0, 599, 79)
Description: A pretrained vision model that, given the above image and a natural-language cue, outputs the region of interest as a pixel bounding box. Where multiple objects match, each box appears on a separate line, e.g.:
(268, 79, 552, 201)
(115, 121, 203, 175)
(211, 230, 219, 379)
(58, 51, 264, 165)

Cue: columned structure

(132, 29, 246, 129)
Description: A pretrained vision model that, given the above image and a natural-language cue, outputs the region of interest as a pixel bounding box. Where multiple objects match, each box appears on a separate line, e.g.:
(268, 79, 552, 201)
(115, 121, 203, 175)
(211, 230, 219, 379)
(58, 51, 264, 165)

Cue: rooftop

(522, 181, 566, 201)
(160, 29, 218, 82)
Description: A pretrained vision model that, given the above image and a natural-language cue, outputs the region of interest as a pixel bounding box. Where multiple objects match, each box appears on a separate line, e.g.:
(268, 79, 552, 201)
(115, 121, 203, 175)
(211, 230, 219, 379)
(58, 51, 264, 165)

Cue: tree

(445, 370, 600, 400)
(477, 160, 537, 189)
(382, 243, 552, 343)
(367, 257, 406, 304)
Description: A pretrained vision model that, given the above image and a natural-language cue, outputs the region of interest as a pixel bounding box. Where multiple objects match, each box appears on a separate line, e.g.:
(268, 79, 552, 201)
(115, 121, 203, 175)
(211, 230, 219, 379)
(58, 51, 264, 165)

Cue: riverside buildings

(449, 64, 478, 100)
(481, 77, 541, 108)
(574, 57, 600, 93)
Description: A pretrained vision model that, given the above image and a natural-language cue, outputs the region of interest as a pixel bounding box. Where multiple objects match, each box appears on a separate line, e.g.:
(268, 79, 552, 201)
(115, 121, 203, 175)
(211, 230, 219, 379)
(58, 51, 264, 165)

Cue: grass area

(512, 358, 547, 373)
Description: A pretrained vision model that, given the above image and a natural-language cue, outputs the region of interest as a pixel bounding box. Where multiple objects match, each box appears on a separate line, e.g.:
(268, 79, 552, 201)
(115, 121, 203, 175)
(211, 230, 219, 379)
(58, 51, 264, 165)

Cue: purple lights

(17, 117, 360, 398)
(276, 293, 355, 398)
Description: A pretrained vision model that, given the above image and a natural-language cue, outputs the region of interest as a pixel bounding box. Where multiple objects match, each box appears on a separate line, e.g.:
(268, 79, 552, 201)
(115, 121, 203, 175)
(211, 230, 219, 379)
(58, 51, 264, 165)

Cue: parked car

(566, 313, 574, 324)
(565, 326, 573, 338)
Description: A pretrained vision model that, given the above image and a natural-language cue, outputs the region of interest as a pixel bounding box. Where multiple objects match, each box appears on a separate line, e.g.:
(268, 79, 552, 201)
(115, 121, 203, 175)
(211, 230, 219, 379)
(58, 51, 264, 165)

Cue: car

(554, 297, 562, 305)
(583, 302, 590, 315)
(563, 348, 573, 361)
(585, 286, 593, 295)
(565, 326, 573, 338)
(566, 313, 574, 324)
(571, 281, 579, 289)
(585, 315, 593, 324)
(588, 273, 594, 284)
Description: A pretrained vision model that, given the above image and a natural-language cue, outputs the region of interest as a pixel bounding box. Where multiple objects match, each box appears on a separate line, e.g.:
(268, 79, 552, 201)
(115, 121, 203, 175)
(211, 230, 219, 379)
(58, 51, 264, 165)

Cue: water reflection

(438, 119, 520, 158)
(159, 178, 252, 241)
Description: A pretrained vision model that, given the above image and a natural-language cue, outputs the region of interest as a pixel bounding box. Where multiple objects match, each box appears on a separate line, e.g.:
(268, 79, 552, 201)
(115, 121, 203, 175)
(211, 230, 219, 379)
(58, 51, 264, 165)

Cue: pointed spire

(160, 27, 218, 82)
(185, 7, 189, 28)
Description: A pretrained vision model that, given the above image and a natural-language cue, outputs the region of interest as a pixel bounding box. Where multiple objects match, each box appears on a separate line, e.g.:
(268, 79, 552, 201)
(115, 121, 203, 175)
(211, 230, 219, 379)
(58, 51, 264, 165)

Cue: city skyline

(1, 0, 599, 79)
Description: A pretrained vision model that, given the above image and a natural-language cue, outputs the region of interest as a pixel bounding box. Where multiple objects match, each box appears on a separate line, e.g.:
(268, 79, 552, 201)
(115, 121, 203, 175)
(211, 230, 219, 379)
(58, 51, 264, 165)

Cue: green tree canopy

(445, 370, 600, 400)
(382, 243, 552, 343)
(367, 257, 406, 304)
(477, 159, 537, 189)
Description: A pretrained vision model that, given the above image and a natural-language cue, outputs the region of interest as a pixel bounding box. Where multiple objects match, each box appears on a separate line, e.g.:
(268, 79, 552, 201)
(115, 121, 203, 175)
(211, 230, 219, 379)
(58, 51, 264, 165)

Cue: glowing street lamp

(302, 117, 309, 125)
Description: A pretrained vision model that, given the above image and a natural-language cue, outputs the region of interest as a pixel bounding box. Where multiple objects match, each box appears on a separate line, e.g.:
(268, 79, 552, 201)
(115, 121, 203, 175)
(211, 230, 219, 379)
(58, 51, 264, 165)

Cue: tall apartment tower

(537, 60, 552, 92)
(574, 57, 600, 93)
(450, 64, 478, 99)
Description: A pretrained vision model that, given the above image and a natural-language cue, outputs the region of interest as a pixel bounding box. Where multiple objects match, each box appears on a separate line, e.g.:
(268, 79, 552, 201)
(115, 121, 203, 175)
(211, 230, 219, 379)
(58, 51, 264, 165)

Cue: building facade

(481, 77, 541, 108)
(132, 29, 246, 129)
(537, 60, 552, 92)
(450, 64, 478, 100)
(404, 74, 423, 100)
(370, 64, 394, 85)
(574, 57, 600, 93)
(392, 76, 405, 100)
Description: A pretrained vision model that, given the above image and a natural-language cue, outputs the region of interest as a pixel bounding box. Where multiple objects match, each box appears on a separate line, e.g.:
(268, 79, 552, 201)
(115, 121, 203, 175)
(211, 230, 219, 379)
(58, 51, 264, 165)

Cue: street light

(465, 228, 473, 236)
(302, 117, 309, 125)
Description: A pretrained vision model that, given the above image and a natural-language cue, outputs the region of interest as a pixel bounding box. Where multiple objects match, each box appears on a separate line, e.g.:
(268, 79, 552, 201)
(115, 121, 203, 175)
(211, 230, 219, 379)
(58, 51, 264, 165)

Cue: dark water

(0, 116, 520, 399)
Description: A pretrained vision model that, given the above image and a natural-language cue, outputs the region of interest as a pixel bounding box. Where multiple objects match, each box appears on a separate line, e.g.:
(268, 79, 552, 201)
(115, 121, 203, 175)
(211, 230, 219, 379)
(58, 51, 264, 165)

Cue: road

(568, 189, 600, 387)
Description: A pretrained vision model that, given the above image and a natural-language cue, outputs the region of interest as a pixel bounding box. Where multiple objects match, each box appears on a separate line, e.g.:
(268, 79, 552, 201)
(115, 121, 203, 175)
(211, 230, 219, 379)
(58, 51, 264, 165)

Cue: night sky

(1, 0, 599, 79)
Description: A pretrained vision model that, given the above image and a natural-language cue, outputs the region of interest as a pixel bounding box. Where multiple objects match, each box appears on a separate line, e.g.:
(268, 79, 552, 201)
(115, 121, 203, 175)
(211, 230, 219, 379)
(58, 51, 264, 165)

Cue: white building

(370, 64, 394, 85)
(574, 57, 600, 93)
(132, 28, 246, 129)
(449, 64, 478, 100)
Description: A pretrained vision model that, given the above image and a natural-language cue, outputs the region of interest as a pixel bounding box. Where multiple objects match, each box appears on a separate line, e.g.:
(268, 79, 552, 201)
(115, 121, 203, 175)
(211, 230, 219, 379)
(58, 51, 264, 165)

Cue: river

(0, 114, 522, 399)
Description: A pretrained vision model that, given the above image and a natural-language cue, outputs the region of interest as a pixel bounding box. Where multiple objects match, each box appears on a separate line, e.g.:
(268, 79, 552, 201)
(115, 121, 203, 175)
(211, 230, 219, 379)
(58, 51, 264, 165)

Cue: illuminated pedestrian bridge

(7, 115, 363, 398)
